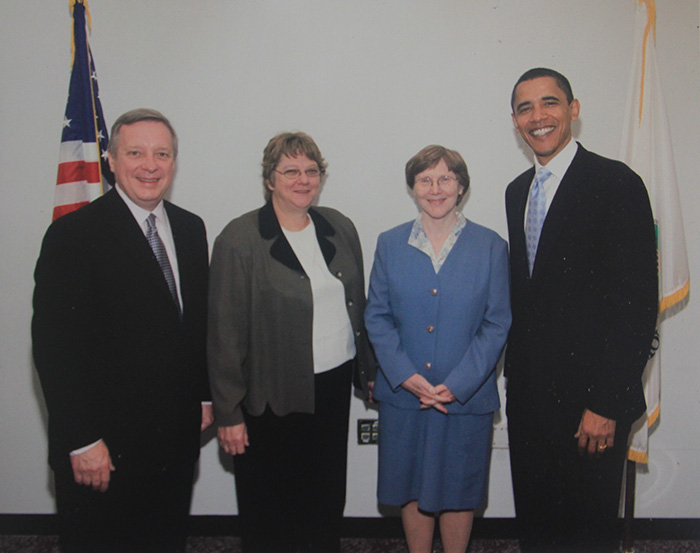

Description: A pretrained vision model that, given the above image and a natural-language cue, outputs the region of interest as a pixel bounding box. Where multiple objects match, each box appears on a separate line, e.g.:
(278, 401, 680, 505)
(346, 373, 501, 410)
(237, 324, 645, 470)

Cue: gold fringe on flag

(638, 0, 656, 125)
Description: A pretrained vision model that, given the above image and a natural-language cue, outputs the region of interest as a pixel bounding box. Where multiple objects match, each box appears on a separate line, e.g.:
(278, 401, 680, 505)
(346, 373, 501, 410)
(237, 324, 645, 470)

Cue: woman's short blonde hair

(262, 132, 327, 202)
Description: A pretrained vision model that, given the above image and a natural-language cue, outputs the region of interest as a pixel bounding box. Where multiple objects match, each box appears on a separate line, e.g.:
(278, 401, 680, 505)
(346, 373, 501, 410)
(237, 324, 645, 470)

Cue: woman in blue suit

(365, 145, 511, 553)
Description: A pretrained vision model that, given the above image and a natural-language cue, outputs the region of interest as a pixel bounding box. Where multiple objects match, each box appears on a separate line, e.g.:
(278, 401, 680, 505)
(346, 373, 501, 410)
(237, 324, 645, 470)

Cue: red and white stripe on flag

(54, 140, 103, 220)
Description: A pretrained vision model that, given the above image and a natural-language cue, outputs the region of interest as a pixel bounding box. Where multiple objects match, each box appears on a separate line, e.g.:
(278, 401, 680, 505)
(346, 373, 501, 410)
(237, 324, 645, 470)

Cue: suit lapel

(101, 190, 182, 318)
(532, 146, 588, 278)
(259, 202, 303, 273)
(509, 168, 534, 281)
(166, 202, 192, 317)
(308, 208, 336, 266)
(101, 190, 155, 264)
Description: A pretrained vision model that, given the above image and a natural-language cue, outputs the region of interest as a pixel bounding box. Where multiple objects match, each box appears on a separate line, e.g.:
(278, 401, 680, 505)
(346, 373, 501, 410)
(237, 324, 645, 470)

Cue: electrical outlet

(357, 419, 378, 445)
(492, 423, 509, 449)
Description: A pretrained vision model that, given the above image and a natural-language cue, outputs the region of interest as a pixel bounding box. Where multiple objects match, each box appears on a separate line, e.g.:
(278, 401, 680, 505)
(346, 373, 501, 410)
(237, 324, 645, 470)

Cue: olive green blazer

(208, 202, 374, 426)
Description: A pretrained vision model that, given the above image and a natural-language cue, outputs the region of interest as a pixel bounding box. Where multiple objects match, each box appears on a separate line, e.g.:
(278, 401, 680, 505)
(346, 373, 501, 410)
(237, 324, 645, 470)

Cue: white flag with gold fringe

(620, 0, 690, 463)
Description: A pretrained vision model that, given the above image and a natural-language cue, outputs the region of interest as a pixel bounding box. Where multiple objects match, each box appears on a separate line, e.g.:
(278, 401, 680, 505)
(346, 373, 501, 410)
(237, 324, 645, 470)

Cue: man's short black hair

(511, 68, 574, 111)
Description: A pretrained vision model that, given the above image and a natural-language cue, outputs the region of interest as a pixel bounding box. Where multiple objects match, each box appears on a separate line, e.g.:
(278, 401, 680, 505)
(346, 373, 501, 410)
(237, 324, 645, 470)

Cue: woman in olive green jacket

(208, 132, 374, 553)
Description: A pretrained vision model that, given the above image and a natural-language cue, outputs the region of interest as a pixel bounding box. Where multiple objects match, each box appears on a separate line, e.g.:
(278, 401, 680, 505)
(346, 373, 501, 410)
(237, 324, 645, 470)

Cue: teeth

(531, 126, 554, 137)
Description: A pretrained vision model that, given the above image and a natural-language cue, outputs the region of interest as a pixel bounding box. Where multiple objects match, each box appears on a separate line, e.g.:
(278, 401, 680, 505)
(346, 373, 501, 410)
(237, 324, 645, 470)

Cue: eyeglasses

(414, 175, 458, 189)
(275, 168, 322, 180)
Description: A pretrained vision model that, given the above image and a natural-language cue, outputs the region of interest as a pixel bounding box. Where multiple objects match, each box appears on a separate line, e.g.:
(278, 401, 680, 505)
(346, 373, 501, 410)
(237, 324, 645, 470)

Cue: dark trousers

(507, 409, 630, 553)
(54, 454, 195, 553)
(233, 361, 353, 553)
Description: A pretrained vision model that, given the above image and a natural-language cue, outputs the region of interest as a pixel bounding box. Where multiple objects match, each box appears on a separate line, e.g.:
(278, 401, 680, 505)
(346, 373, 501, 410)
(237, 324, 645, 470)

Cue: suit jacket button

(347, 299, 354, 307)
(430, 288, 438, 296)
(427, 325, 434, 333)
(424, 362, 432, 369)
(336, 271, 343, 278)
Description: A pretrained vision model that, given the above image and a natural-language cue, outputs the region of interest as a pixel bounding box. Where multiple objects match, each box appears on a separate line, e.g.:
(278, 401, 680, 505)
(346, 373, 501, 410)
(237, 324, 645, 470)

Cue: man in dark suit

(32, 109, 212, 553)
(504, 68, 658, 553)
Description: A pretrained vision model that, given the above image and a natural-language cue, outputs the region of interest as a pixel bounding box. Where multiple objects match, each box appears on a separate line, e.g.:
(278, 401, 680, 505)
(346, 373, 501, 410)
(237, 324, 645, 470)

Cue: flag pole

(623, 460, 636, 553)
(73, 0, 104, 195)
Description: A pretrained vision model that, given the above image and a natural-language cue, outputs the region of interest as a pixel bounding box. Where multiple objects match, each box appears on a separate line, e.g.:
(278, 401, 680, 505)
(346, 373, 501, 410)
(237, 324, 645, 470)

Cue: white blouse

(283, 219, 356, 373)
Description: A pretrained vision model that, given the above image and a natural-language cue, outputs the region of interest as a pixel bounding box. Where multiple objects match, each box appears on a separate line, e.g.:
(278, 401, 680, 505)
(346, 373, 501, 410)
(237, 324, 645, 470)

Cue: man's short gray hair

(107, 108, 178, 158)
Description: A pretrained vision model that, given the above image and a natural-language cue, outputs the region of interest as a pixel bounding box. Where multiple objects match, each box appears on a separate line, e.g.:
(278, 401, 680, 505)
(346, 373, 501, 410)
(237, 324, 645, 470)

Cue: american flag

(53, 0, 113, 221)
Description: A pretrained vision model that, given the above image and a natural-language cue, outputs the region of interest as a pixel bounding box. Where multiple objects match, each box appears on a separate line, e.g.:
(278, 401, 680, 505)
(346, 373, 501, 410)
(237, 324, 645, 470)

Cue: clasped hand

(402, 374, 455, 414)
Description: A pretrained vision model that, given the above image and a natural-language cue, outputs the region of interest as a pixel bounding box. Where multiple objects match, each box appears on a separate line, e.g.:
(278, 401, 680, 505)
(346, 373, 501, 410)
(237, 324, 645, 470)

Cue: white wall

(1, 0, 698, 518)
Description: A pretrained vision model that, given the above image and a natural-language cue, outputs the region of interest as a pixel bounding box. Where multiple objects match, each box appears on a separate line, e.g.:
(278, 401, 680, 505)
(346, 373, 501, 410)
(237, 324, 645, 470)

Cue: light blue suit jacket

(365, 219, 511, 414)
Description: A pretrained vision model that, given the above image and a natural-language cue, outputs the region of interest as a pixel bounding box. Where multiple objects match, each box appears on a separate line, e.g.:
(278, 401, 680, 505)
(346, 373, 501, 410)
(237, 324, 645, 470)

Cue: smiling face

(108, 121, 176, 211)
(268, 153, 321, 215)
(411, 159, 465, 223)
(511, 76, 580, 166)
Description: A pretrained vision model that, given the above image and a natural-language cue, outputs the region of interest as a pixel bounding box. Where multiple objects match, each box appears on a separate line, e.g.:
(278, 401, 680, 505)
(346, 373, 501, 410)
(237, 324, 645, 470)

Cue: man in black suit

(504, 68, 658, 553)
(32, 109, 212, 553)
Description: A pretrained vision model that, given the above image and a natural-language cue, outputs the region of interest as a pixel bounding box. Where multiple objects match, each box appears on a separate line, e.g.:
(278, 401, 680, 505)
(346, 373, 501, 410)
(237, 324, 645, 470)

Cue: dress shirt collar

(526, 139, 579, 218)
(409, 211, 466, 273)
(115, 184, 168, 231)
(535, 138, 578, 179)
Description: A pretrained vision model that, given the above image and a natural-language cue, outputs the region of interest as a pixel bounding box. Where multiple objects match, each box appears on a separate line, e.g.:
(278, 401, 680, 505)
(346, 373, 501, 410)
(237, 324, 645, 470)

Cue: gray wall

(1, 0, 698, 518)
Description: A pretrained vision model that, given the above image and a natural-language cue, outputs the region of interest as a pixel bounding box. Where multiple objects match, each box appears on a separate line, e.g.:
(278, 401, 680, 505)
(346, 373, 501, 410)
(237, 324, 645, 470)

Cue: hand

(574, 408, 616, 457)
(201, 403, 214, 431)
(433, 384, 455, 404)
(70, 441, 115, 492)
(217, 423, 249, 455)
(367, 380, 375, 403)
(401, 374, 449, 414)
(425, 384, 455, 414)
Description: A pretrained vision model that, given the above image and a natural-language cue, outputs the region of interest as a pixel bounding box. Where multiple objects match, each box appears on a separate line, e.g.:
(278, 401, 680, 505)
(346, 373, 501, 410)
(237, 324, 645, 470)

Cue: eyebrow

(515, 95, 562, 112)
(279, 162, 318, 169)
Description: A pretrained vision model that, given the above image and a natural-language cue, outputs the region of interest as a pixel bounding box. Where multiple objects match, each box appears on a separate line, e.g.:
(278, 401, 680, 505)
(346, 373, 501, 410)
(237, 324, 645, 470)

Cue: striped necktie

(525, 167, 552, 276)
(146, 213, 181, 314)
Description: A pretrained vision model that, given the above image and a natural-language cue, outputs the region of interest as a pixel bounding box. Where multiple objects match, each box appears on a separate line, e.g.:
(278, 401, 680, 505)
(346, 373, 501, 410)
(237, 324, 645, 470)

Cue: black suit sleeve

(587, 168, 658, 420)
(167, 203, 211, 404)
(183, 215, 211, 404)
(32, 218, 104, 459)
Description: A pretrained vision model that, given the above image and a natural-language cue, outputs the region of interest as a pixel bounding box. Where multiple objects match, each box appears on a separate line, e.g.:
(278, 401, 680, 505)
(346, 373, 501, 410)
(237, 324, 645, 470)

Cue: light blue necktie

(525, 167, 551, 276)
(146, 213, 181, 314)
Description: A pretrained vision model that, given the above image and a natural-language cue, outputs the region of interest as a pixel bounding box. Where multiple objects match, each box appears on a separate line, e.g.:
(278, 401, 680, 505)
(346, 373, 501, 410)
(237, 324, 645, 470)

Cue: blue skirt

(377, 402, 494, 513)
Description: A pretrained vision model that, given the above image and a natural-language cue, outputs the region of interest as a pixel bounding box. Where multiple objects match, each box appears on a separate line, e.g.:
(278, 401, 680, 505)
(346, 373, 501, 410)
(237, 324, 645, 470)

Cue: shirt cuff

(70, 439, 102, 456)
